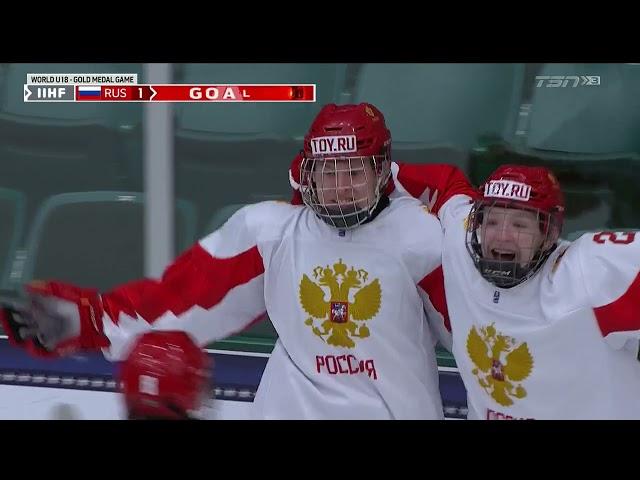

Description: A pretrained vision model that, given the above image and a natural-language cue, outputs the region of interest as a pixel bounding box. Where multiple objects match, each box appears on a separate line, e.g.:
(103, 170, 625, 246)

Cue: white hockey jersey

(386, 162, 640, 419)
(98, 198, 448, 419)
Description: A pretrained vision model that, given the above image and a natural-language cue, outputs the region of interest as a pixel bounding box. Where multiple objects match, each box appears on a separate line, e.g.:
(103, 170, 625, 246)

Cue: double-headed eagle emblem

(299, 259, 381, 348)
(467, 323, 534, 406)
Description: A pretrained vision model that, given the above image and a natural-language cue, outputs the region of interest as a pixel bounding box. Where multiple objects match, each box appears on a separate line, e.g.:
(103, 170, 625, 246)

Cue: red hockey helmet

(303, 103, 392, 159)
(300, 103, 392, 229)
(119, 330, 211, 420)
(466, 165, 565, 288)
(479, 165, 565, 222)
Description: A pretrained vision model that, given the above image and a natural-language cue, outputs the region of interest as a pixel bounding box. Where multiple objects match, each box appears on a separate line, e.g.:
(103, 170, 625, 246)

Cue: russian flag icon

(77, 85, 101, 98)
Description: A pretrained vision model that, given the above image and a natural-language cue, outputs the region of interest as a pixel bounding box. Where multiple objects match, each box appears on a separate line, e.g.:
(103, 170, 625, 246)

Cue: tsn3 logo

(535, 75, 600, 88)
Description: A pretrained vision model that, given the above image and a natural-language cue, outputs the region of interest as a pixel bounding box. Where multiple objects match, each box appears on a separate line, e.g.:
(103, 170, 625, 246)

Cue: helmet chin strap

(316, 195, 390, 230)
(477, 244, 557, 288)
(317, 209, 370, 229)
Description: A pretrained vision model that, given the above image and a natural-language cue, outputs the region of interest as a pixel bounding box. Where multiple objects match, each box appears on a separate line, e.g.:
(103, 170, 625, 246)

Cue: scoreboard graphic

(23, 73, 316, 103)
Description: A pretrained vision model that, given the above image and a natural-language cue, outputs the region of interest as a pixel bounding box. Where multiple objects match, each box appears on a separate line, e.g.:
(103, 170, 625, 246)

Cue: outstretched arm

(1, 205, 267, 360)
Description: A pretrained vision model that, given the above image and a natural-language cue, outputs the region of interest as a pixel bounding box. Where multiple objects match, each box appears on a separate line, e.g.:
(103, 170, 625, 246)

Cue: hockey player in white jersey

(0, 103, 449, 420)
(443, 164, 640, 419)
(292, 158, 640, 419)
(460, 166, 640, 419)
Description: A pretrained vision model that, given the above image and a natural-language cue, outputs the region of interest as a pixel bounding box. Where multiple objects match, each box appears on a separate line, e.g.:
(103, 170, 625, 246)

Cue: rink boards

(0, 336, 468, 419)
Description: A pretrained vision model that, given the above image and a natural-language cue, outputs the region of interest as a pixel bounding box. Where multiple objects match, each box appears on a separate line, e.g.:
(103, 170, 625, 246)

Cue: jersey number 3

(592, 231, 636, 245)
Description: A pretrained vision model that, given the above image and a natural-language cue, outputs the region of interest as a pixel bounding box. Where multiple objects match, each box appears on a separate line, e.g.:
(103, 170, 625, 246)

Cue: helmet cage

(465, 199, 560, 288)
(300, 148, 391, 229)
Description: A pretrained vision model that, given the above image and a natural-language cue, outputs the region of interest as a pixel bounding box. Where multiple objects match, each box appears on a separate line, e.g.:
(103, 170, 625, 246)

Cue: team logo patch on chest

(299, 259, 381, 348)
(467, 323, 534, 407)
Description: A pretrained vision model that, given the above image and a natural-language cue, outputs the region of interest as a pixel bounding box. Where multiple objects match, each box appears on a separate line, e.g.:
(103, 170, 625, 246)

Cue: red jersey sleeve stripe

(594, 270, 640, 337)
(102, 243, 265, 325)
(397, 163, 478, 215)
(418, 265, 451, 332)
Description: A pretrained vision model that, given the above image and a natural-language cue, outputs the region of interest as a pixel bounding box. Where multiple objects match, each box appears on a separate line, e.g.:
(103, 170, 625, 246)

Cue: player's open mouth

(491, 249, 516, 262)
